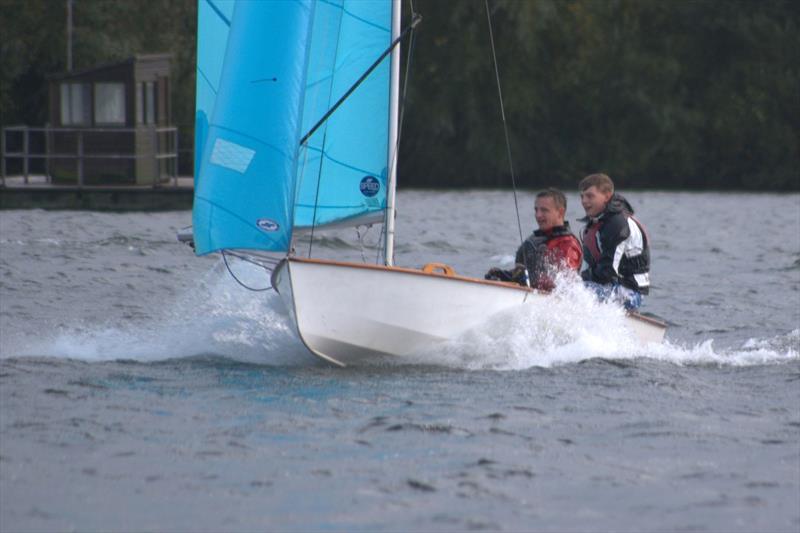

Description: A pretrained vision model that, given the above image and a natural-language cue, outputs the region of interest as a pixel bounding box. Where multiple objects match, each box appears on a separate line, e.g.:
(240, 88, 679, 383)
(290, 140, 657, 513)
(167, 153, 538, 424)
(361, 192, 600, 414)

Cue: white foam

(405, 274, 799, 370)
(5, 264, 798, 370)
(7, 259, 312, 365)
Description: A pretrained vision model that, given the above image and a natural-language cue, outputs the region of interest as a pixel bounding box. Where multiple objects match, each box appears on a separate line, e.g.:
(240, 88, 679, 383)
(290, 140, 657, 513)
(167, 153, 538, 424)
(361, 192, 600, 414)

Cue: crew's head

(534, 188, 567, 232)
(579, 173, 614, 217)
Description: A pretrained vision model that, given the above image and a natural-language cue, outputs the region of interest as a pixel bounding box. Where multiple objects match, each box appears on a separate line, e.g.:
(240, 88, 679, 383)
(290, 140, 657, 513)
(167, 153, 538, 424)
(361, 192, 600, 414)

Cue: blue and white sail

(193, 0, 393, 255)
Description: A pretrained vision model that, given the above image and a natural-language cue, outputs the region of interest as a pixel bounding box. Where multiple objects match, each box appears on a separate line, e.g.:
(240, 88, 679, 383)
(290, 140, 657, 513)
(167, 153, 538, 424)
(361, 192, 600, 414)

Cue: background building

(47, 53, 175, 185)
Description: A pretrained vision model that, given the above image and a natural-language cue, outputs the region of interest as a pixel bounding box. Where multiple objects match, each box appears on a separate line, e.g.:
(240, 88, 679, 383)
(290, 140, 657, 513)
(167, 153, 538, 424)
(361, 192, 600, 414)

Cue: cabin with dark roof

(47, 54, 175, 185)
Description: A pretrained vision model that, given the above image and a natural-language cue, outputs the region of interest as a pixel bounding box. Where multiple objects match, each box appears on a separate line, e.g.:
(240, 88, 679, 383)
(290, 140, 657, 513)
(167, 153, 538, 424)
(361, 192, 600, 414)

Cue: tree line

(1, 0, 797, 190)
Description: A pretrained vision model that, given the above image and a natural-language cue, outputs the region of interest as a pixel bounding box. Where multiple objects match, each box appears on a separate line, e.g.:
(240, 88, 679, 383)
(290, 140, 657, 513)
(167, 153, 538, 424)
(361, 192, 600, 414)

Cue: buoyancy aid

(580, 194, 650, 294)
(516, 223, 582, 290)
(583, 221, 604, 263)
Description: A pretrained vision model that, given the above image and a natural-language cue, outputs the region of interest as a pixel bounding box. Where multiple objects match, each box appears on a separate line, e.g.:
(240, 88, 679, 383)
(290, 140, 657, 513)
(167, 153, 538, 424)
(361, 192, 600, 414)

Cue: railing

(1, 125, 179, 188)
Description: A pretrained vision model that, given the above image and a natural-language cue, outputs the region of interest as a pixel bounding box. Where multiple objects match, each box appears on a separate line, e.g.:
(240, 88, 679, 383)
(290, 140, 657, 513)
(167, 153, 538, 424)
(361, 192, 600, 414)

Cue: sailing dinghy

(185, 0, 667, 366)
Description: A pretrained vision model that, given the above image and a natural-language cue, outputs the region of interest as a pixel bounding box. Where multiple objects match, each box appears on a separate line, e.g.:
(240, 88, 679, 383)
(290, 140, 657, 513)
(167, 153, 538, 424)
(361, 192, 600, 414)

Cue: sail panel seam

(302, 145, 380, 176)
(319, 0, 390, 33)
(204, 0, 231, 26)
(209, 124, 294, 160)
(197, 68, 218, 95)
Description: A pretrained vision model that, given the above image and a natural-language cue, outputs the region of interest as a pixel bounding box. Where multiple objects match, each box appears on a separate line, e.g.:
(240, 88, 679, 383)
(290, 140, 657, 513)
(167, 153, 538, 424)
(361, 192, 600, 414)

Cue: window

(59, 83, 90, 125)
(94, 82, 126, 125)
(136, 82, 143, 124)
(145, 81, 156, 124)
(137, 81, 158, 125)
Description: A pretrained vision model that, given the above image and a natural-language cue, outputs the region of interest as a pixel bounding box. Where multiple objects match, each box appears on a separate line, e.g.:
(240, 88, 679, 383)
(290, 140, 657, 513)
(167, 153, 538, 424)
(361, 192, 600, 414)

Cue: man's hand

(510, 265, 528, 285)
(486, 265, 527, 284)
(485, 267, 505, 280)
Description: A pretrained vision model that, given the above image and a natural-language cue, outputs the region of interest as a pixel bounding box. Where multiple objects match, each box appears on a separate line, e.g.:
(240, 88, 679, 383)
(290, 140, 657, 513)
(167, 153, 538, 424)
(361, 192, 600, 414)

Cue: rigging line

(355, 224, 372, 263)
(292, 133, 312, 255)
(298, 11, 422, 147)
(307, 132, 325, 259)
(376, 220, 385, 264)
(385, 0, 420, 266)
(308, 8, 346, 260)
(223, 249, 279, 273)
(307, 148, 336, 257)
(484, 0, 530, 287)
(221, 250, 273, 292)
(224, 250, 282, 267)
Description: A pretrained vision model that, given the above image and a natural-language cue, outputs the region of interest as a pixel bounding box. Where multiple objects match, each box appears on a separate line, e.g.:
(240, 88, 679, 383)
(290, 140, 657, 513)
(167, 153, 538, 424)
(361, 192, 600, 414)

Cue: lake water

(1, 190, 798, 532)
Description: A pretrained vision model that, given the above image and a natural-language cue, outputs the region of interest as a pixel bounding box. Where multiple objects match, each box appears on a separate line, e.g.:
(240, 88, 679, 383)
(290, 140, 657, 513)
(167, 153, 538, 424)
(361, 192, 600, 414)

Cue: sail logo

(256, 218, 280, 232)
(360, 176, 380, 197)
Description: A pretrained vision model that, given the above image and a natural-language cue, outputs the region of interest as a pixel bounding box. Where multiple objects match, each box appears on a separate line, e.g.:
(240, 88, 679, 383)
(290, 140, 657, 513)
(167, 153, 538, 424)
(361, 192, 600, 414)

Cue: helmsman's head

(535, 188, 567, 232)
(579, 173, 614, 217)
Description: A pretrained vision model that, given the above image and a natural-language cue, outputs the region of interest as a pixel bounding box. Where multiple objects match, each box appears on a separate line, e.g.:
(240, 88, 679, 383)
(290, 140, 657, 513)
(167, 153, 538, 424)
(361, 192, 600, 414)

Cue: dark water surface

(1, 191, 798, 532)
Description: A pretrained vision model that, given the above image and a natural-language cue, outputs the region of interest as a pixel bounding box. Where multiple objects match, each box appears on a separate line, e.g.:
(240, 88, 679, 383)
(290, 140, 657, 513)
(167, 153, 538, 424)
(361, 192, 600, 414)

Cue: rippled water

(1, 191, 798, 532)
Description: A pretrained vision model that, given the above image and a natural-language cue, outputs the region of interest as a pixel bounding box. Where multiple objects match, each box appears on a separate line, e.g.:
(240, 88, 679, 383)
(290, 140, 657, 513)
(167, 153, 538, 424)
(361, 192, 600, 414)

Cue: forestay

(193, 0, 392, 255)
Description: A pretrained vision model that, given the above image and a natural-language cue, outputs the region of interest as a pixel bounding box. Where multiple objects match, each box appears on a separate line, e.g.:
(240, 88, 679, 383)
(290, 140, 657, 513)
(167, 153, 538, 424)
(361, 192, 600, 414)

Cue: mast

(384, 0, 401, 266)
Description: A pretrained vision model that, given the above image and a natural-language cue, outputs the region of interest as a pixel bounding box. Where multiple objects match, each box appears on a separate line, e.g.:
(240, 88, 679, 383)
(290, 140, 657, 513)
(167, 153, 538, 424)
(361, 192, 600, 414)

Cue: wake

(406, 275, 799, 370)
(3, 262, 798, 370)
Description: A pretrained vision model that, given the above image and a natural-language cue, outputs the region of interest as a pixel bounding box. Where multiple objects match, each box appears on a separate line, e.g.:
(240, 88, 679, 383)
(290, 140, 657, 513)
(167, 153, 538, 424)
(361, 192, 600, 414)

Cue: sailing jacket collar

(533, 221, 574, 239)
(578, 194, 635, 224)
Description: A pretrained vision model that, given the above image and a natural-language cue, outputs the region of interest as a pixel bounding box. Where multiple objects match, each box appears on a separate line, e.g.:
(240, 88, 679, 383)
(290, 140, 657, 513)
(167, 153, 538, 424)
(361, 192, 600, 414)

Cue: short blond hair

(579, 173, 614, 194)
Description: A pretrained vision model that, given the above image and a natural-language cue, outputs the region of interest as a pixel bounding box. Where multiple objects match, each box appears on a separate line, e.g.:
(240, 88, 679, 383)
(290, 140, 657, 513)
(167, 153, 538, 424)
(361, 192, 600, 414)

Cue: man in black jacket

(578, 173, 650, 310)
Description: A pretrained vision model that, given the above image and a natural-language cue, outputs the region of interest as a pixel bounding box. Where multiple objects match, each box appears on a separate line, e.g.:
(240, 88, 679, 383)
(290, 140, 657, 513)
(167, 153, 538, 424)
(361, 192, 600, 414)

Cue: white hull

(272, 258, 667, 366)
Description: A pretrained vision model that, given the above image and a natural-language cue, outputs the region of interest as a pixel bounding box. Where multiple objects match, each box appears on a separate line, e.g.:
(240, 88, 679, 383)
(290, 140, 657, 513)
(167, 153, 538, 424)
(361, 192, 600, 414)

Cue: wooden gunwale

(626, 311, 667, 327)
(288, 256, 532, 292)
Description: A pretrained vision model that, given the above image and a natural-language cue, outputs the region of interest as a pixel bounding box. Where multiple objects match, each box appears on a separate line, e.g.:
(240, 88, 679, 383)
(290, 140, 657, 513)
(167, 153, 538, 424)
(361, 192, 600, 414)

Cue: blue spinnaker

(193, 0, 392, 255)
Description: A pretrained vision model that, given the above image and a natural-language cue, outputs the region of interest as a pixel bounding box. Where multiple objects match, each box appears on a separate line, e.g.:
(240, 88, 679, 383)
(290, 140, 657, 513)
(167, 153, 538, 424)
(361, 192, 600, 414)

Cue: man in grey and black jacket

(578, 173, 650, 310)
